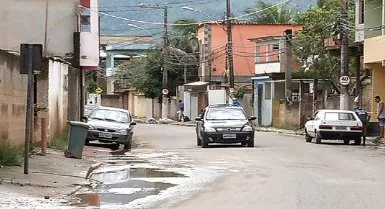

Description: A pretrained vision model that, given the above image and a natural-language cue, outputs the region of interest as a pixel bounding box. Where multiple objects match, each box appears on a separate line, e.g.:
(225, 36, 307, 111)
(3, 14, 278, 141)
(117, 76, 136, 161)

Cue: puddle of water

(74, 167, 185, 207)
(73, 179, 175, 207)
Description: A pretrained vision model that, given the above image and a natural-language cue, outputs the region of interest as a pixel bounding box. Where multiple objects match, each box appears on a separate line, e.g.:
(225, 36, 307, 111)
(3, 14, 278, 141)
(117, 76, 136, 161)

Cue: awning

(183, 81, 210, 87)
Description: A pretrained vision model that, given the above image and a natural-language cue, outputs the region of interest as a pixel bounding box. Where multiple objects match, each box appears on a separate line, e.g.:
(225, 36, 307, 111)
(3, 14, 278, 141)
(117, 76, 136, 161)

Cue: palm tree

(244, 1, 294, 24)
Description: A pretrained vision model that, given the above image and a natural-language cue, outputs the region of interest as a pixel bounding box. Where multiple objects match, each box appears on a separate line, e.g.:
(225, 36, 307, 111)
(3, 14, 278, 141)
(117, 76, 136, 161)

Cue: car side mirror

(306, 116, 313, 121)
(130, 122, 137, 126)
(195, 117, 202, 121)
(249, 116, 257, 121)
(81, 116, 88, 122)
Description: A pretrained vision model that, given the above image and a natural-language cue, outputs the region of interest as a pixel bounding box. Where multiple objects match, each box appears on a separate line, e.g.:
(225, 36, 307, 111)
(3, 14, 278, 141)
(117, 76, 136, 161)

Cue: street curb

(255, 127, 305, 136)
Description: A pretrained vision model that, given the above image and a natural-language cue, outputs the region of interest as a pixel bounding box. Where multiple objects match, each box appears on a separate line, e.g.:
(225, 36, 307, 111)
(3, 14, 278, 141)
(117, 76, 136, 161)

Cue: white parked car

(305, 109, 363, 145)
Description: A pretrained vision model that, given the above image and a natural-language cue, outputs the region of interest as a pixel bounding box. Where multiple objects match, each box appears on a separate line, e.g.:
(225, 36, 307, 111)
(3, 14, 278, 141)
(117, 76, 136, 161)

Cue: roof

(183, 81, 210, 87)
(100, 36, 156, 45)
(106, 43, 157, 51)
(199, 22, 300, 27)
(249, 36, 283, 42)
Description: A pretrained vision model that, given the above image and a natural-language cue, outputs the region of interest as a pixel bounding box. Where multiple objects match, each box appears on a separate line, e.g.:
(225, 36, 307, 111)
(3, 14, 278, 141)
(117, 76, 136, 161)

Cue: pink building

(198, 23, 303, 84)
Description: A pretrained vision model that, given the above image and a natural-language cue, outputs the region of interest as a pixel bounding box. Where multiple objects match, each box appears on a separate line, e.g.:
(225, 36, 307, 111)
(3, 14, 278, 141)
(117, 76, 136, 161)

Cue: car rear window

(324, 112, 356, 121)
(206, 108, 247, 120)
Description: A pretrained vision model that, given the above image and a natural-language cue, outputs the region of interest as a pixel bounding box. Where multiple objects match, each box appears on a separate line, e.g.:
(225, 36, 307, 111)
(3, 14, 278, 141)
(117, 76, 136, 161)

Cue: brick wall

(0, 50, 27, 145)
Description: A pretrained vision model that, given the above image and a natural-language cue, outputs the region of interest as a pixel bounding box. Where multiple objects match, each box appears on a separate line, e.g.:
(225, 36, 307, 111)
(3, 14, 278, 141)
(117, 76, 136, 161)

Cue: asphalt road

(132, 124, 385, 209)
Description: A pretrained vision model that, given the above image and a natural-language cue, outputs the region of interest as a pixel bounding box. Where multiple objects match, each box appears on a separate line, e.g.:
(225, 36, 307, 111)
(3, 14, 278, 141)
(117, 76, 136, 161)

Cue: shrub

(0, 141, 23, 166)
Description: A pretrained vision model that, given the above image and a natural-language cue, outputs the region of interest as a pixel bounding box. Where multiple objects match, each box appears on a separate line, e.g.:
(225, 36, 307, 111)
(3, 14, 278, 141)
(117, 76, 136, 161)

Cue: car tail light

(319, 125, 333, 129)
(350, 126, 363, 130)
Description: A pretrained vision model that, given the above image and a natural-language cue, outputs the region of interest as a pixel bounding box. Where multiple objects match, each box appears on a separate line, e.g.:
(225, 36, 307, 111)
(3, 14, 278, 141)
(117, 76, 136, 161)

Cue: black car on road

(195, 105, 256, 148)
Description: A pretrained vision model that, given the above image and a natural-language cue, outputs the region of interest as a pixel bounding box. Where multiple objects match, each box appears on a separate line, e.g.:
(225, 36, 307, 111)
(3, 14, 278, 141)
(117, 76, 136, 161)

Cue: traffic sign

(339, 76, 350, 86)
(95, 87, 103, 94)
(162, 89, 169, 95)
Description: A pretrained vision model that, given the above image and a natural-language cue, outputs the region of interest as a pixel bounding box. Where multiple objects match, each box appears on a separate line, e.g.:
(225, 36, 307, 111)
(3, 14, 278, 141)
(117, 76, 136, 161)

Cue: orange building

(197, 23, 303, 84)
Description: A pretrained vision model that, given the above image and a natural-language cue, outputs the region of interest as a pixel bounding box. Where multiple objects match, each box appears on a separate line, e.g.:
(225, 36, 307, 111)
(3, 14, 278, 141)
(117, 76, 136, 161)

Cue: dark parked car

(84, 107, 136, 149)
(195, 105, 256, 148)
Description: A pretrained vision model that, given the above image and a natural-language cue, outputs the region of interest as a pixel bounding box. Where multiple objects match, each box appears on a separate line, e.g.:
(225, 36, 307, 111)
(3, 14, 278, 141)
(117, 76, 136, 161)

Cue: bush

(49, 134, 68, 150)
(0, 141, 23, 166)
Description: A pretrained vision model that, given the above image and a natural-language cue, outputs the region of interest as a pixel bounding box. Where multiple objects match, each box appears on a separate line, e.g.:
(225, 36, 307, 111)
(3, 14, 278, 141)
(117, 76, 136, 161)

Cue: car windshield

(324, 112, 356, 121)
(89, 109, 130, 123)
(206, 108, 247, 120)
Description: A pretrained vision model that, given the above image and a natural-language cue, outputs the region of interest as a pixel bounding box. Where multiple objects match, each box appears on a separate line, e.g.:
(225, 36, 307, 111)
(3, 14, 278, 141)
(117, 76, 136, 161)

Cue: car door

(307, 111, 319, 137)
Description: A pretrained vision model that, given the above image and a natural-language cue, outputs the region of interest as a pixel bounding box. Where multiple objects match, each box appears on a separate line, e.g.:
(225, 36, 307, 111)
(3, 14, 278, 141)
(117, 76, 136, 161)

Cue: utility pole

(138, 4, 169, 119)
(340, 0, 350, 110)
(162, 6, 169, 119)
(284, 29, 293, 105)
(226, 0, 235, 92)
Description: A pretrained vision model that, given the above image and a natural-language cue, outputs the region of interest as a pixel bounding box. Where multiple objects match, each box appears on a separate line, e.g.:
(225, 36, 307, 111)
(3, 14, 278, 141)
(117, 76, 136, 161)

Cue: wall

(198, 23, 303, 80)
(370, 65, 385, 119)
(255, 62, 281, 74)
(133, 94, 147, 118)
(101, 95, 122, 109)
(364, 35, 385, 64)
(47, 59, 69, 140)
(36, 58, 70, 142)
(0, 0, 78, 57)
(0, 50, 27, 145)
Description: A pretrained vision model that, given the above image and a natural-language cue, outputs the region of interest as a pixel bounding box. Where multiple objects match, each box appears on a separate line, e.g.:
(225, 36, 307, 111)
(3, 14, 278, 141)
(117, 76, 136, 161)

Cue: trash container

(65, 121, 90, 159)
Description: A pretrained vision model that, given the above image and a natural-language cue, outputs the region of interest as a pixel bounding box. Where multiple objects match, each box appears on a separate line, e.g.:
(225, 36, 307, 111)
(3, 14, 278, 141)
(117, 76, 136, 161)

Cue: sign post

(20, 44, 42, 174)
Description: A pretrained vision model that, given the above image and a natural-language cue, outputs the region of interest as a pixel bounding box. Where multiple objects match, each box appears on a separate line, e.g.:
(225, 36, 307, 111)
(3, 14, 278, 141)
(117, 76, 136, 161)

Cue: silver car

(84, 107, 136, 149)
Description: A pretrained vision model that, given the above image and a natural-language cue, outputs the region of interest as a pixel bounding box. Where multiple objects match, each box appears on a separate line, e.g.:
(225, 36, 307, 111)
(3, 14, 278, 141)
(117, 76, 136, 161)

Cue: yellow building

(359, 0, 385, 117)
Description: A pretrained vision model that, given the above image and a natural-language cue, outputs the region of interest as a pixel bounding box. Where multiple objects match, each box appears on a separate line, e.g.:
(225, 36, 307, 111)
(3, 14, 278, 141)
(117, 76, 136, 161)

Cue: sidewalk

(0, 148, 96, 201)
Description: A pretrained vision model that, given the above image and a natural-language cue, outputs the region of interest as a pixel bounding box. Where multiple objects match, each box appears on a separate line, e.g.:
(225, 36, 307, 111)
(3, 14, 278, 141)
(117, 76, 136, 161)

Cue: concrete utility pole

(162, 6, 169, 119)
(139, 3, 169, 119)
(284, 29, 293, 104)
(226, 0, 235, 92)
(340, 0, 350, 110)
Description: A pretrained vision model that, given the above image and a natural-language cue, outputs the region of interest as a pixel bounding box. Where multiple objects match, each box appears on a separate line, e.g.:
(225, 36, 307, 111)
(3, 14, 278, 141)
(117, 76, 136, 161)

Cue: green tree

(292, 0, 355, 85)
(115, 19, 200, 98)
(245, 1, 294, 23)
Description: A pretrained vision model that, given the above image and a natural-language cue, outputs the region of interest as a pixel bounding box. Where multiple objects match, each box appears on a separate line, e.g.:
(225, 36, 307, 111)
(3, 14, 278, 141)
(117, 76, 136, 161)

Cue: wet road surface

(75, 124, 385, 209)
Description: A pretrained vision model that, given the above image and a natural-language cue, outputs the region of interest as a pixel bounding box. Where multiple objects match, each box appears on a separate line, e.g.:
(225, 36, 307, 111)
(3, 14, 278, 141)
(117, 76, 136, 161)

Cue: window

(265, 83, 272, 100)
(256, 46, 263, 63)
(324, 112, 356, 121)
(206, 108, 247, 120)
(359, 0, 364, 24)
(90, 109, 130, 123)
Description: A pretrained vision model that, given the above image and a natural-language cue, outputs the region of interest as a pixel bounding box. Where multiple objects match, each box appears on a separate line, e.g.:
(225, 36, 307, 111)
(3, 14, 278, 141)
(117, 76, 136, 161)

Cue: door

(257, 84, 263, 126)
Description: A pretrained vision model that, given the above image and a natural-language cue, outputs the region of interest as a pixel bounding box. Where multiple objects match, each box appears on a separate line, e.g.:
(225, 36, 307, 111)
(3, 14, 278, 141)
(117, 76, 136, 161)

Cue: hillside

(99, 0, 316, 36)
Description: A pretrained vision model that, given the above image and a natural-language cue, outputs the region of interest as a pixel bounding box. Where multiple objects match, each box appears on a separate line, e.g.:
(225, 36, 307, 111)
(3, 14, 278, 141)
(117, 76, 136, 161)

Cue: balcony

(364, 35, 385, 64)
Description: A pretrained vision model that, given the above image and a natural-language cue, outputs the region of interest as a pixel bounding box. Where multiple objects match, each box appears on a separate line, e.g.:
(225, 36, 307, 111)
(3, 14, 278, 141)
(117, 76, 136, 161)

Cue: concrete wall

(101, 95, 122, 109)
(48, 59, 69, 140)
(0, 0, 79, 57)
(364, 36, 385, 64)
(370, 64, 385, 120)
(35, 58, 70, 142)
(0, 50, 27, 145)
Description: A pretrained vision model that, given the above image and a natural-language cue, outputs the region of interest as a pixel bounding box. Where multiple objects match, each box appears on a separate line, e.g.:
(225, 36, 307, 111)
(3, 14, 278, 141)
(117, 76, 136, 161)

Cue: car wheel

(241, 142, 247, 146)
(315, 131, 321, 144)
(201, 136, 209, 148)
(354, 138, 361, 145)
(85, 139, 90, 146)
(305, 130, 312, 143)
(247, 139, 255, 147)
(343, 139, 350, 145)
(123, 138, 132, 150)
